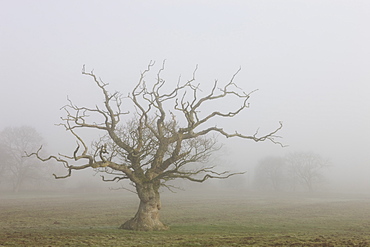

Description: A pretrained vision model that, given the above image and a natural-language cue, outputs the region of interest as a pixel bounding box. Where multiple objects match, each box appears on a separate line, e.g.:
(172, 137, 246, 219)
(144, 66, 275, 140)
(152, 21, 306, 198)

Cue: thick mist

(1, 1, 369, 194)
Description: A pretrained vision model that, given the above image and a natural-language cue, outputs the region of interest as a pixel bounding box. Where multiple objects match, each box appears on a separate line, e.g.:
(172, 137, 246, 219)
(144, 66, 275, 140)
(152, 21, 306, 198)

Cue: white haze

(1, 1, 369, 193)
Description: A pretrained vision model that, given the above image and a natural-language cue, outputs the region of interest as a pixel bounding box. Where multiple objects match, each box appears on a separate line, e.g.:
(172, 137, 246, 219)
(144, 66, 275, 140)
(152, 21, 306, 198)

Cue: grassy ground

(1, 190, 370, 246)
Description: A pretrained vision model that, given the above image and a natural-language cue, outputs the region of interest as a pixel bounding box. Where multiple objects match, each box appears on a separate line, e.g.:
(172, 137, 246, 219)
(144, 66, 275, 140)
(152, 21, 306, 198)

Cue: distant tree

(285, 152, 329, 192)
(254, 156, 286, 191)
(0, 126, 45, 192)
(29, 62, 283, 231)
(0, 144, 11, 186)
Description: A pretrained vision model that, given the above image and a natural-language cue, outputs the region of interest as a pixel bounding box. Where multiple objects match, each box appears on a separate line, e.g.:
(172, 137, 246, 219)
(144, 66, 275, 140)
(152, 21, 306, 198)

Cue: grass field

(1, 190, 370, 246)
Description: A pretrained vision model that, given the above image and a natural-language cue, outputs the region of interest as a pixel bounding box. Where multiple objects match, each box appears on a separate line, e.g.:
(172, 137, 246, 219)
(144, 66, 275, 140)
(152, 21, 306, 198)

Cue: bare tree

(0, 126, 45, 192)
(29, 62, 283, 231)
(254, 156, 286, 191)
(285, 152, 329, 192)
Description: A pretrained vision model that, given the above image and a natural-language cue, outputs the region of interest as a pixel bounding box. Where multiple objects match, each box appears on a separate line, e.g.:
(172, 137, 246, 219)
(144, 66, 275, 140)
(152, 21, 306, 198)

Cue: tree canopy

(29, 62, 283, 230)
(0, 126, 46, 192)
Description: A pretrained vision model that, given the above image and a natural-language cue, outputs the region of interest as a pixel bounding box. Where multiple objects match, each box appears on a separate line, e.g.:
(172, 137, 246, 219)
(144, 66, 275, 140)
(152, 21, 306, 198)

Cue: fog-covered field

(1, 191, 370, 246)
(2, 2, 370, 245)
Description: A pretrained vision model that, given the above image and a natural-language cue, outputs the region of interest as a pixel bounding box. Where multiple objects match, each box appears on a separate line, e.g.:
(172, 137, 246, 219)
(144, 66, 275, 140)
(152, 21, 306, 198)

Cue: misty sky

(1, 1, 369, 191)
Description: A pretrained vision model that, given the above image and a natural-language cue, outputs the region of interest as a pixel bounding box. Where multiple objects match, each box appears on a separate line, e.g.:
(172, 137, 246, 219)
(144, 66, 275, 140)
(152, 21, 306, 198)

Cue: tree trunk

(12, 176, 22, 193)
(119, 182, 168, 231)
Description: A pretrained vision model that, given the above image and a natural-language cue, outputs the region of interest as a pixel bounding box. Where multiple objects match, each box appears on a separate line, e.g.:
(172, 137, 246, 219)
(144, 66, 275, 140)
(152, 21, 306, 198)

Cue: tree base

(120, 182, 168, 231)
(119, 217, 169, 231)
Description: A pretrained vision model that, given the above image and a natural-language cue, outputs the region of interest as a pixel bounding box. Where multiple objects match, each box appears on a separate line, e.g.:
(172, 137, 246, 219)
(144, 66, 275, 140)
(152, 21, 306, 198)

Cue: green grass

(1, 191, 370, 246)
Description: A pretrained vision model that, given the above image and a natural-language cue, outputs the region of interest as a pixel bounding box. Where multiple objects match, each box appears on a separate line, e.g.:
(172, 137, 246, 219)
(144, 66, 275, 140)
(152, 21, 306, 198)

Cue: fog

(1, 1, 370, 194)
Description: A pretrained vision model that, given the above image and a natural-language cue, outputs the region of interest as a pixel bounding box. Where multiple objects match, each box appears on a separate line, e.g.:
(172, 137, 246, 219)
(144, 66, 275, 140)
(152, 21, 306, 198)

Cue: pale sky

(1, 1, 369, 191)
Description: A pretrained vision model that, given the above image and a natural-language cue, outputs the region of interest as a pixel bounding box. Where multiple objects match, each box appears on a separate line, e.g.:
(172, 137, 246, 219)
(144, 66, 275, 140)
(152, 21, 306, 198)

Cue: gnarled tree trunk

(119, 182, 168, 231)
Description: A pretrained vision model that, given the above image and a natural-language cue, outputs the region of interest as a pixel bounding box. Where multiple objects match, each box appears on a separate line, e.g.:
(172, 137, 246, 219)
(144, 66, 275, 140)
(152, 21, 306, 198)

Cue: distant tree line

(254, 152, 329, 192)
(0, 126, 327, 195)
(0, 126, 52, 192)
